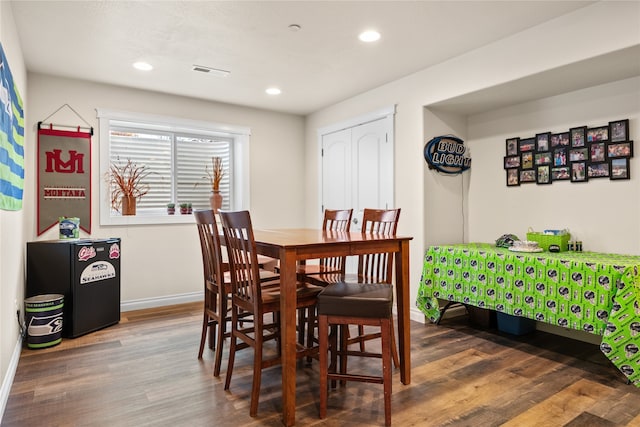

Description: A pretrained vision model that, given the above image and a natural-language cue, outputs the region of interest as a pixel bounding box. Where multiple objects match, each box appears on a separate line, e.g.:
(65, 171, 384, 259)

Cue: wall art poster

(37, 127, 91, 235)
(0, 43, 25, 210)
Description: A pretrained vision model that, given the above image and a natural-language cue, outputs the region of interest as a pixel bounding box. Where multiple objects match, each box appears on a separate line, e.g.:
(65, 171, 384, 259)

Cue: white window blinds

(109, 126, 233, 213)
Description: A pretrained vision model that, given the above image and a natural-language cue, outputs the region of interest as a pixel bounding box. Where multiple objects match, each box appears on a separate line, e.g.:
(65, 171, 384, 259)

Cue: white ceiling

(10, 1, 595, 116)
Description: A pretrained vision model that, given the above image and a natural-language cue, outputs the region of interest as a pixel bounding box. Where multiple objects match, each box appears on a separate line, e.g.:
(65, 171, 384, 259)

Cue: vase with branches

(108, 159, 151, 215)
(202, 157, 224, 212)
(205, 156, 224, 192)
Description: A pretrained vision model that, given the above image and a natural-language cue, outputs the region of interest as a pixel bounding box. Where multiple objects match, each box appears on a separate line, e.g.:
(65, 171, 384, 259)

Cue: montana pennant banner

(37, 128, 91, 235)
(0, 43, 25, 210)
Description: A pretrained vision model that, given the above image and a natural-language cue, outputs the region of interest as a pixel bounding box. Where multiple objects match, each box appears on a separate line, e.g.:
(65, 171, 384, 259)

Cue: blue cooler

(496, 311, 535, 335)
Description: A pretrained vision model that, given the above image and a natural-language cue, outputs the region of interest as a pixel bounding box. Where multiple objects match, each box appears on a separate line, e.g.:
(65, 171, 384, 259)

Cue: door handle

(353, 218, 358, 224)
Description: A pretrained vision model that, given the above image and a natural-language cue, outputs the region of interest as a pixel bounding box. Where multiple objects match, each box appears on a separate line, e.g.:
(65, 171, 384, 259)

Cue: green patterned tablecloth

(416, 243, 640, 386)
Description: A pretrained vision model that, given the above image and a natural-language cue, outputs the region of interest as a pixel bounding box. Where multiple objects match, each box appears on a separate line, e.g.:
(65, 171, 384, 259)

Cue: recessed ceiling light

(358, 30, 381, 43)
(288, 24, 301, 32)
(266, 87, 282, 95)
(133, 61, 153, 71)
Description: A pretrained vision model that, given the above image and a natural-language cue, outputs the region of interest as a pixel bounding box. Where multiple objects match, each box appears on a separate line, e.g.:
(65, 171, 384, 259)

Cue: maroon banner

(37, 128, 91, 235)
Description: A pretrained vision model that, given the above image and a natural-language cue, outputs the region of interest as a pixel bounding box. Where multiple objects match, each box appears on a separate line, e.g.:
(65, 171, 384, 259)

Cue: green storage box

(526, 229, 570, 251)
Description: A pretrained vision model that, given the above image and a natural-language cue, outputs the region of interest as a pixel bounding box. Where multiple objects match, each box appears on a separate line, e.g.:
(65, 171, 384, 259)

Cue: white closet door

(321, 116, 394, 273)
(350, 116, 394, 231)
(321, 127, 352, 212)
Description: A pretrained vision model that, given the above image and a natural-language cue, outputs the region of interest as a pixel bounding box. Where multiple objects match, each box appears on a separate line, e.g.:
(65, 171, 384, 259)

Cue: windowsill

(100, 213, 196, 226)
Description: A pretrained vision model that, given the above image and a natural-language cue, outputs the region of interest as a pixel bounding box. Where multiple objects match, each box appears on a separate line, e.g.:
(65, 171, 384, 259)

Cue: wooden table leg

(280, 248, 297, 426)
(395, 240, 411, 385)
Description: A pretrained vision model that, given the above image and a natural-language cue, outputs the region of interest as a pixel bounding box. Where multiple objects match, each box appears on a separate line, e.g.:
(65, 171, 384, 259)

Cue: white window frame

(97, 108, 251, 226)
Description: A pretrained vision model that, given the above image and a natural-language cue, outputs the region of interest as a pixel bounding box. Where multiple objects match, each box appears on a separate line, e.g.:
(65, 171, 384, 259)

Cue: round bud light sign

(424, 135, 471, 174)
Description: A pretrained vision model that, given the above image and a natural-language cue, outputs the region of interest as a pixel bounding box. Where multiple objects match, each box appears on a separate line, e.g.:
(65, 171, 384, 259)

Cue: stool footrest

(339, 349, 383, 359)
(327, 372, 384, 385)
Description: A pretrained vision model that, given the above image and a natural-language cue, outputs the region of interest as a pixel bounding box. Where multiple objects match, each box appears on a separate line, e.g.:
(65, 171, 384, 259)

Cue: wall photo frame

(522, 152, 534, 169)
(551, 166, 570, 181)
(536, 132, 550, 152)
(503, 119, 631, 186)
(590, 141, 606, 162)
(553, 148, 567, 167)
(520, 169, 536, 183)
(535, 152, 552, 165)
(607, 141, 633, 158)
(610, 158, 630, 180)
(569, 147, 588, 162)
(610, 119, 629, 142)
(537, 165, 551, 185)
(507, 168, 520, 186)
(519, 138, 535, 152)
(588, 162, 610, 178)
(506, 137, 519, 156)
(570, 126, 587, 148)
(570, 161, 588, 182)
(504, 156, 520, 169)
(550, 132, 570, 148)
(587, 126, 609, 142)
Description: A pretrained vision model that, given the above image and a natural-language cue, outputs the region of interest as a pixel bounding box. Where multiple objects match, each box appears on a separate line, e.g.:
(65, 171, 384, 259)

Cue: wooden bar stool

(318, 281, 393, 426)
(312, 208, 401, 369)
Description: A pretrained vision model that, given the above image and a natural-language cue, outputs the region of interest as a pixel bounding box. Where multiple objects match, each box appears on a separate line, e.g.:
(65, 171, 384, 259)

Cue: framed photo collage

(504, 119, 632, 187)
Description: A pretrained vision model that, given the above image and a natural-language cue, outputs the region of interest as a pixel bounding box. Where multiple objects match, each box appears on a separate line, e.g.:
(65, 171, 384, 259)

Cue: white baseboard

(0, 336, 22, 424)
(121, 292, 202, 312)
(410, 307, 427, 324)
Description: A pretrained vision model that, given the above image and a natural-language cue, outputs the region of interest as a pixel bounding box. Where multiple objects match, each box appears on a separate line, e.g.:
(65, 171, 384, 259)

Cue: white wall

(0, 1, 27, 419)
(467, 77, 640, 253)
(25, 74, 306, 305)
(305, 1, 640, 323)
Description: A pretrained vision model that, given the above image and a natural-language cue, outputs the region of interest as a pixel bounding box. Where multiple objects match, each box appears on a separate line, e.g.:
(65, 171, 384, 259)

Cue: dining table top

(254, 227, 412, 241)
(252, 228, 413, 257)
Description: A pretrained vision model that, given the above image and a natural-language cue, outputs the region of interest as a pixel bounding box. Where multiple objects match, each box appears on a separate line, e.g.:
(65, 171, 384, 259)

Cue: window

(97, 109, 251, 225)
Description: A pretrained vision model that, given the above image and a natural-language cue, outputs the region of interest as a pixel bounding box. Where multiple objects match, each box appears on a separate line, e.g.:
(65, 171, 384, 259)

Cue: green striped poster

(0, 42, 24, 210)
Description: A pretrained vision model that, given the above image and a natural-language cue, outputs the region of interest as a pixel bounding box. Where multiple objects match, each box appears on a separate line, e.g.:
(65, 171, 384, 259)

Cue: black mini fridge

(26, 238, 121, 338)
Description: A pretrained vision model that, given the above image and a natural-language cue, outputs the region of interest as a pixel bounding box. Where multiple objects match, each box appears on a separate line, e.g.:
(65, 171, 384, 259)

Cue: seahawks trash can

(25, 294, 64, 349)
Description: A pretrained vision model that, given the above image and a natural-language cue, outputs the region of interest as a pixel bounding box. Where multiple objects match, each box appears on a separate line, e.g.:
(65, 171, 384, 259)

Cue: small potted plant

(179, 203, 189, 214)
(166, 203, 175, 215)
(108, 159, 150, 215)
(187, 202, 193, 214)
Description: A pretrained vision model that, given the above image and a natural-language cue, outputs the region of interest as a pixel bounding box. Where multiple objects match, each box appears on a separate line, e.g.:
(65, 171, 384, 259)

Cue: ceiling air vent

(192, 65, 230, 77)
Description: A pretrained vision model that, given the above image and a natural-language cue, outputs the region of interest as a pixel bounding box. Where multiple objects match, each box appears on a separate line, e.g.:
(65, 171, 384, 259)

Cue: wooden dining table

(251, 228, 413, 426)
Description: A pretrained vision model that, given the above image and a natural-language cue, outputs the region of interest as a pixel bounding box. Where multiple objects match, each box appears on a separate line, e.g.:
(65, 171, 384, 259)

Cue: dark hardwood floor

(4, 302, 640, 426)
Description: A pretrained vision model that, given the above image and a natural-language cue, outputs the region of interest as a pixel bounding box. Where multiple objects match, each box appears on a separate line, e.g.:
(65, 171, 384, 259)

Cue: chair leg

(213, 292, 227, 377)
(390, 316, 400, 369)
(329, 324, 338, 389)
(209, 290, 219, 351)
(198, 311, 208, 359)
(209, 322, 216, 351)
(224, 326, 237, 391)
(319, 314, 329, 419)
(250, 325, 263, 417)
(381, 318, 392, 427)
(306, 306, 317, 364)
(339, 325, 348, 387)
(297, 310, 304, 345)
